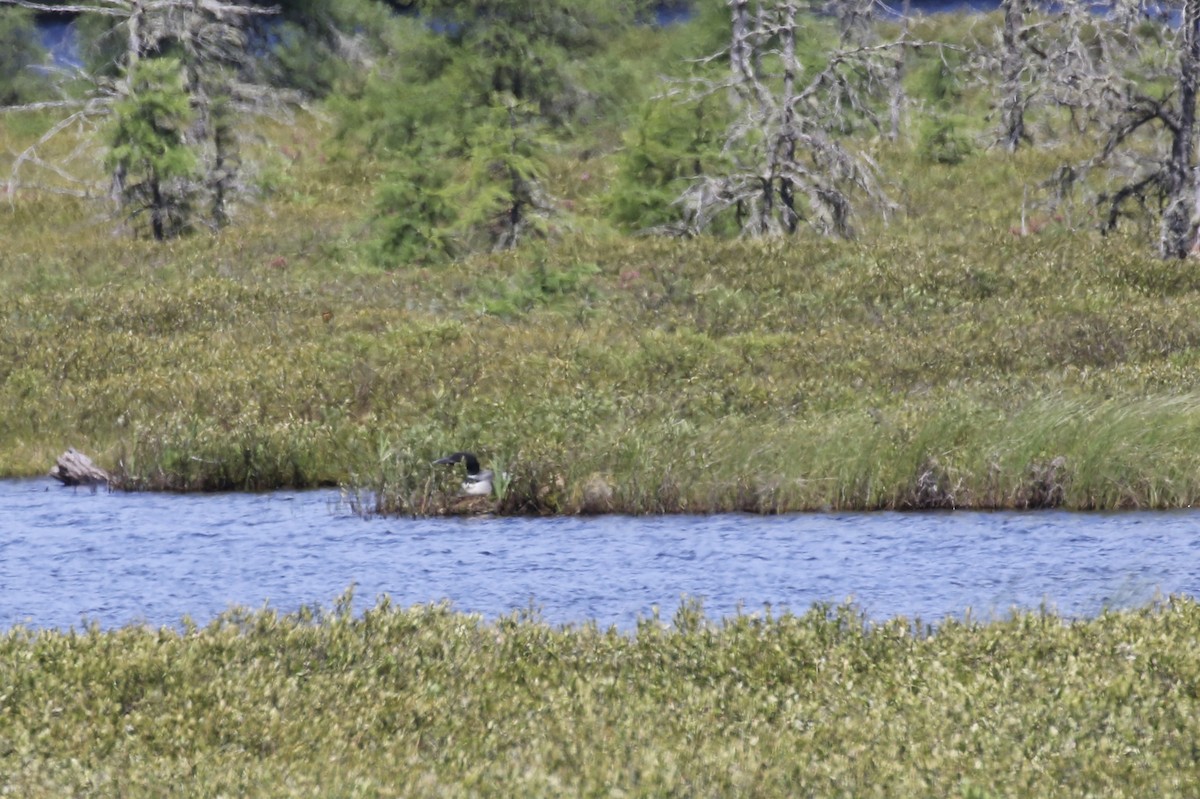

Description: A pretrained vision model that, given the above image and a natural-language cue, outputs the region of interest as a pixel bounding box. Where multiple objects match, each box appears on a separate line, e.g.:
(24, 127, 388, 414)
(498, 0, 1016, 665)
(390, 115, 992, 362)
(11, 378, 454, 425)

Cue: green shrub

(0, 7, 50, 105)
(3, 596, 1200, 796)
(607, 94, 730, 232)
(917, 114, 975, 165)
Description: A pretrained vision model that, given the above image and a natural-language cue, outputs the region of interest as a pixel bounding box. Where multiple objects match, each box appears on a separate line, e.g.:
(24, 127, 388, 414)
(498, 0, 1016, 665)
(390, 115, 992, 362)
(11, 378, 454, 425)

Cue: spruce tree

(106, 57, 196, 240)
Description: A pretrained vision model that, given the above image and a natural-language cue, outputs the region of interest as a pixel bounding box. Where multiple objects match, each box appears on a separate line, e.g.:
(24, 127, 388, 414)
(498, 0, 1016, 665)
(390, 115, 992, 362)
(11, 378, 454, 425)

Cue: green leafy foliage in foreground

(3, 595, 1200, 797)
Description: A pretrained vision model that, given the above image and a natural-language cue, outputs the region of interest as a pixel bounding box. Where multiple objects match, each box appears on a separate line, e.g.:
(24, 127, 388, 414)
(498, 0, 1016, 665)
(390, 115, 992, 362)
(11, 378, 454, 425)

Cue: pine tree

(449, 95, 555, 252)
(358, 0, 641, 264)
(106, 57, 196, 240)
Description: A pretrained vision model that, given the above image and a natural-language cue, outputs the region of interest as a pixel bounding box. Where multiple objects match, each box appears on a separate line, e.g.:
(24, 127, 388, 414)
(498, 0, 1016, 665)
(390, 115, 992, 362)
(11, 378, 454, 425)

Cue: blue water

(38, 20, 81, 69)
(2, 479, 1198, 631)
(906, 0, 1002, 11)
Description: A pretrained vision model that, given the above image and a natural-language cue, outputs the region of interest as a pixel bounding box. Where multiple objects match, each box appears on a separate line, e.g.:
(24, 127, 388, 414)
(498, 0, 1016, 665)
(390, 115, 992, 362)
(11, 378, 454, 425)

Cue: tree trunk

(1161, 0, 1200, 258)
(779, 1, 798, 233)
(1000, 0, 1029, 152)
(150, 176, 166, 240)
(889, 0, 911, 143)
(128, 0, 144, 65)
(730, 0, 751, 96)
(49, 448, 110, 487)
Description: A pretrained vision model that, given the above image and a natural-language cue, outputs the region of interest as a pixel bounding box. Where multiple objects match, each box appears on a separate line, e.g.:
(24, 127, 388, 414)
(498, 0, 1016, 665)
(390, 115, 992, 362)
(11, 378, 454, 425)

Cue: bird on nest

(433, 451, 494, 496)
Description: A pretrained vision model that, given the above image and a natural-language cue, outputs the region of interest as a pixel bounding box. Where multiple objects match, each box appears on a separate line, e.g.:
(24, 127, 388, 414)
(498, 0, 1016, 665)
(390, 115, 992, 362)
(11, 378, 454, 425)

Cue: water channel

(2, 478, 1198, 632)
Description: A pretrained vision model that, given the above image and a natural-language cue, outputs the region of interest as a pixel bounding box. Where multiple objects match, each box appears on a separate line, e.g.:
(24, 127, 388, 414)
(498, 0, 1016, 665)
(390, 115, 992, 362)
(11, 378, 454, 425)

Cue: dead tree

(677, 0, 926, 239)
(971, 0, 1200, 257)
(974, 0, 1149, 151)
(1160, 0, 1200, 258)
(49, 448, 110, 487)
(1040, 0, 1200, 258)
(998, 0, 1033, 151)
(888, 0, 913, 143)
(975, 0, 1089, 151)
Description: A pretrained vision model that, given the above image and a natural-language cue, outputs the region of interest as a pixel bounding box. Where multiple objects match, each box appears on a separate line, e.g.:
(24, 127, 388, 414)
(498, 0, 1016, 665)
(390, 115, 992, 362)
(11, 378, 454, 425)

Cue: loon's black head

(433, 451, 482, 475)
(433, 451, 494, 496)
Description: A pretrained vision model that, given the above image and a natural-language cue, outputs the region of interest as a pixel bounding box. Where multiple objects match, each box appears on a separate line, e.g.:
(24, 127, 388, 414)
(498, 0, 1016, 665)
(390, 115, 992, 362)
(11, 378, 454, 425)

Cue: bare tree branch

(6, 101, 110, 200)
(0, 0, 130, 15)
(1032, 1, 1200, 257)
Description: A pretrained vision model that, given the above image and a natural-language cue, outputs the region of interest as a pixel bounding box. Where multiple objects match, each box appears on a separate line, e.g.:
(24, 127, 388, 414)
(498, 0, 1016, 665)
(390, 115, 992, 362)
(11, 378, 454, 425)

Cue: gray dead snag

(1050, 1, 1200, 258)
(677, 0, 926, 239)
(1160, 0, 1200, 258)
(999, 0, 1032, 152)
(974, 0, 1120, 151)
(49, 448, 110, 488)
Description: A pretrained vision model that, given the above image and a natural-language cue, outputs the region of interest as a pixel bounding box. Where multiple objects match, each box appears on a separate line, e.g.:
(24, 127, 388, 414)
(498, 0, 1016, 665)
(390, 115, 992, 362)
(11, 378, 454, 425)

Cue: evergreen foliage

(917, 114, 974, 165)
(447, 95, 554, 252)
(416, 0, 643, 121)
(245, 0, 397, 96)
(352, 0, 644, 265)
(2, 0, 295, 238)
(106, 57, 197, 240)
(0, 7, 49, 105)
(8, 0, 1200, 259)
(372, 158, 456, 265)
(257, 20, 344, 95)
(607, 94, 731, 233)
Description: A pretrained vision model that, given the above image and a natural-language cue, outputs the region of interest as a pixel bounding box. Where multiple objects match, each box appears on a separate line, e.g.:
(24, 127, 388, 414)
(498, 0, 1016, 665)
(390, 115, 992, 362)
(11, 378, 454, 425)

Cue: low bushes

(2, 595, 1198, 797)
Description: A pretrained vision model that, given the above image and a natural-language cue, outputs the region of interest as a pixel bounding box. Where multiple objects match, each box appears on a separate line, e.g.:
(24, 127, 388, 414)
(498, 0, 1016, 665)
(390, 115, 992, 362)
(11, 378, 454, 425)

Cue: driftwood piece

(49, 448, 110, 487)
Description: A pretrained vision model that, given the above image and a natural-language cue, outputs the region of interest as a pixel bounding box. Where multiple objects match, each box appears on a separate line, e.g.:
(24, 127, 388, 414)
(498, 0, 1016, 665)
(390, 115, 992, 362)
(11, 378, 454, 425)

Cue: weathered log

(49, 448, 110, 487)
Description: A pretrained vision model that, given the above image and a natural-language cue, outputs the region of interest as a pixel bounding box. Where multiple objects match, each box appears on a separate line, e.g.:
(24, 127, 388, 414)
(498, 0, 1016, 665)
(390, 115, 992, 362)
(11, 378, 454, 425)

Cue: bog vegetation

(6, 6, 1200, 794)
(3, 0, 1200, 513)
(4, 593, 1200, 796)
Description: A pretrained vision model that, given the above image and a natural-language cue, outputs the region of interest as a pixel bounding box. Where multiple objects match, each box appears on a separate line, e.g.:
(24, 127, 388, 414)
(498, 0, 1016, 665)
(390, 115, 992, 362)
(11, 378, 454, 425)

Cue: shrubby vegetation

(3, 593, 1200, 796)
(4, 2, 1200, 512)
(335, 0, 659, 263)
(5, 8, 1200, 792)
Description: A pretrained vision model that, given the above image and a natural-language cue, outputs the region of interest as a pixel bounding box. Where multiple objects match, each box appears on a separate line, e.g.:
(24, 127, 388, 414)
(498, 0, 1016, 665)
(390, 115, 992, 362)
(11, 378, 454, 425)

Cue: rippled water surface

(2, 479, 1199, 630)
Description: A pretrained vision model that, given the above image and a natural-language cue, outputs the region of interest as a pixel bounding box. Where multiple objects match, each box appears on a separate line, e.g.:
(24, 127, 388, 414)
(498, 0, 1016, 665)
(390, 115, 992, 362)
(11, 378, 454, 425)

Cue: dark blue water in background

(2, 478, 1198, 631)
(36, 2, 1172, 72)
(906, 0, 1002, 11)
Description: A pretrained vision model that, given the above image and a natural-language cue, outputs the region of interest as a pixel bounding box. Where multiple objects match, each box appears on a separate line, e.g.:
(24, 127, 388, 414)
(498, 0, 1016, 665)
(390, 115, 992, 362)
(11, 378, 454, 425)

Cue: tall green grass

(5, 69, 1200, 511)
(6, 214, 1200, 512)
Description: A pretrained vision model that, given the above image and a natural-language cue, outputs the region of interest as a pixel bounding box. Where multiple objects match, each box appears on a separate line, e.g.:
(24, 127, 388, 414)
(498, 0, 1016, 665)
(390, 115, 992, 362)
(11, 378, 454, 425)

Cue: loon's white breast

(461, 468, 494, 496)
(434, 451, 494, 496)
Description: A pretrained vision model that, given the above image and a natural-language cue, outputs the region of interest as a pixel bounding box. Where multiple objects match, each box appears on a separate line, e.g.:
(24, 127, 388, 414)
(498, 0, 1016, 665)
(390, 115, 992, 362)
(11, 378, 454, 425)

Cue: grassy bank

(6, 106, 1200, 511)
(2, 596, 1198, 797)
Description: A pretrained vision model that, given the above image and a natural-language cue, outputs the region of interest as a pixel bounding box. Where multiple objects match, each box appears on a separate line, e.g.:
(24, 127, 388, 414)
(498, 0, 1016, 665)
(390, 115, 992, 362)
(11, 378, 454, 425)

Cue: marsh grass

(7, 189, 1200, 512)
(3, 594, 1200, 797)
(7, 29, 1200, 511)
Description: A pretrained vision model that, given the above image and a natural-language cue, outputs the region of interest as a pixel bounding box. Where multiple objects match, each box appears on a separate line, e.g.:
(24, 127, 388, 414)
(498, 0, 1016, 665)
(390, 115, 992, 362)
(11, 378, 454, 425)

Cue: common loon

(433, 451, 494, 496)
